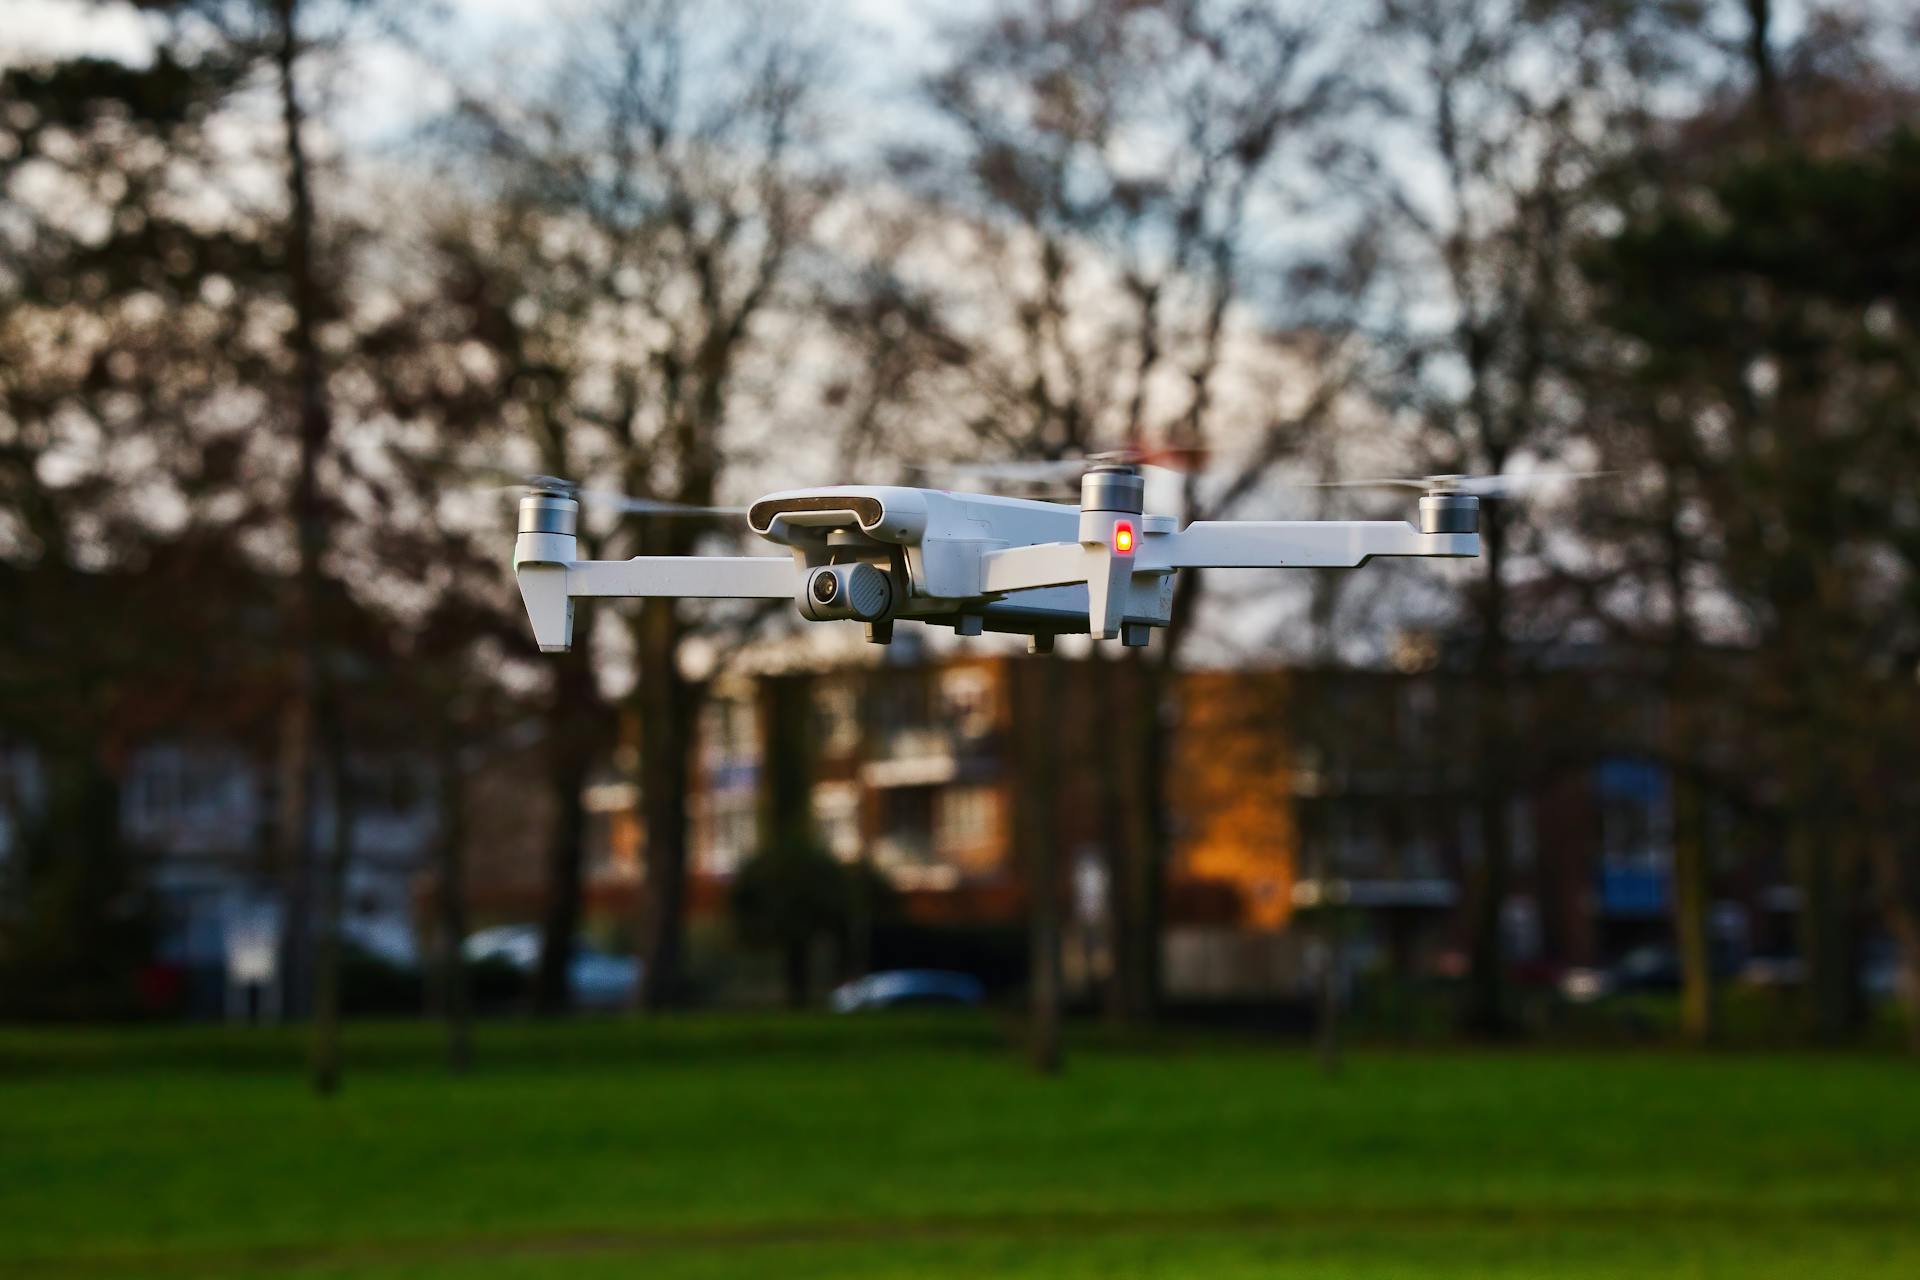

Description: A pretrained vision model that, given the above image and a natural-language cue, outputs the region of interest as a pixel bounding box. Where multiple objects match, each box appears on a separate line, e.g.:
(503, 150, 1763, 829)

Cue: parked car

(1560, 944, 1743, 1005)
(1742, 943, 1912, 1002)
(1864, 941, 1911, 1002)
(1738, 953, 1805, 990)
(830, 969, 985, 1012)
(463, 925, 641, 1010)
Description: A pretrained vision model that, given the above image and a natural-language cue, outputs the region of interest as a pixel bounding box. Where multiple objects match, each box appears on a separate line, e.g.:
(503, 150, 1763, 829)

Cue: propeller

(1307, 470, 1613, 498)
(498, 475, 745, 517)
(913, 444, 1212, 487)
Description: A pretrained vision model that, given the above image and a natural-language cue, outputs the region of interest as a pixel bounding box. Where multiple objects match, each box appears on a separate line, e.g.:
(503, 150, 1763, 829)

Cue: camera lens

(811, 570, 840, 605)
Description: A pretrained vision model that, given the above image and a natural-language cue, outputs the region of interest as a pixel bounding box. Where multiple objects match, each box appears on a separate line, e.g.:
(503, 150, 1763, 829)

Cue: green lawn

(3, 1016, 1917, 1278)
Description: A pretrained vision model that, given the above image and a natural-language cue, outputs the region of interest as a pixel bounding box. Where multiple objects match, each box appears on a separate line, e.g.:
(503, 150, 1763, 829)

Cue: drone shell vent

(843, 563, 891, 620)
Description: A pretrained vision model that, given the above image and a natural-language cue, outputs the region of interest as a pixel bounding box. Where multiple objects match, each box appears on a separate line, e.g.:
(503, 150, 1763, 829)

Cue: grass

(2, 1015, 1918, 1277)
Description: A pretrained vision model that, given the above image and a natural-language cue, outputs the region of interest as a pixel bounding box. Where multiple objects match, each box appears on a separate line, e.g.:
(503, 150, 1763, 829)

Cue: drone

(512, 460, 1508, 653)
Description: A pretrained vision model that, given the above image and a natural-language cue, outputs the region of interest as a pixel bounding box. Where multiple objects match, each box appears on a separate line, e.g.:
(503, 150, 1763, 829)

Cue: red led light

(1113, 522, 1135, 555)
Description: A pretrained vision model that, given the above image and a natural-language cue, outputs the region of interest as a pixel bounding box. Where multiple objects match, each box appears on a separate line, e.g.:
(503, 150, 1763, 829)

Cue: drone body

(513, 464, 1480, 654)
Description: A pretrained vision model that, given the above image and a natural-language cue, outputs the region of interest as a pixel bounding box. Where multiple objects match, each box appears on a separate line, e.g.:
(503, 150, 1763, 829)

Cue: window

(123, 744, 256, 848)
(813, 783, 861, 861)
(812, 682, 862, 757)
(939, 669, 995, 738)
(936, 786, 998, 852)
(1596, 756, 1673, 916)
(352, 761, 426, 816)
(702, 696, 758, 766)
(1597, 758, 1672, 869)
(701, 789, 758, 876)
(0, 745, 43, 865)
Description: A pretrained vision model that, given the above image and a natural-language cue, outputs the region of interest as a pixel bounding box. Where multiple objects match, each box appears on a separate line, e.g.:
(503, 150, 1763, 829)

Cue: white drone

(512, 461, 1501, 653)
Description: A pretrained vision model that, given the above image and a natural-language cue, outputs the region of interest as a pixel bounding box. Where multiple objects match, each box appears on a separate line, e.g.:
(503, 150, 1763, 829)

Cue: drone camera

(800, 562, 893, 623)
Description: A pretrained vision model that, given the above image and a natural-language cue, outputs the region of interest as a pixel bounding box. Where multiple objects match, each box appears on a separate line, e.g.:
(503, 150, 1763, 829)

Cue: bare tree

(1357, 0, 1693, 1035)
(261, 0, 367, 1095)
(431, 0, 840, 1008)
(879, 0, 1365, 1032)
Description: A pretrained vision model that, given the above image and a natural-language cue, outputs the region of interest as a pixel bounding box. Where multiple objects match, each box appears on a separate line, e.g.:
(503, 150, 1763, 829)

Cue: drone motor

(1418, 493, 1479, 534)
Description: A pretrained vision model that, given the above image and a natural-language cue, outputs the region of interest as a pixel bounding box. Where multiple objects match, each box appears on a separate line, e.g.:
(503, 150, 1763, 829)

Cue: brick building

(567, 647, 1789, 1001)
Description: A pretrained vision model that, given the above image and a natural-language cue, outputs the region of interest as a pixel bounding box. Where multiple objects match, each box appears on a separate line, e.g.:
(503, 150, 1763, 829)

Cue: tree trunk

(1654, 457, 1716, 1047)
(757, 675, 815, 850)
(1462, 504, 1514, 1038)
(636, 597, 698, 1010)
(535, 647, 597, 1016)
(277, 699, 314, 1021)
(1865, 830, 1920, 1056)
(1317, 909, 1344, 1077)
(1744, 0, 1784, 136)
(762, 675, 821, 1012)
(273, 0, 346, 1093)
(783, 939, 809, 1009)
(1790, 810, 1846, 1042)
(1097, 706, 1133, 1023)
(1021, 657, 1065, 1076)
(434, 736, 473, 1073)
(1671, 767, 1716, 1046)
(1115, 650, 1167, 1025)
(309, 725, 353, 1096)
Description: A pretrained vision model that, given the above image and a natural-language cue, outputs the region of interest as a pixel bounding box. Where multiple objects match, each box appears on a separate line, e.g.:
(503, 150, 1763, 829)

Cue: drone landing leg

(517, 564, 575, 653)
(865, 620, 894, 645)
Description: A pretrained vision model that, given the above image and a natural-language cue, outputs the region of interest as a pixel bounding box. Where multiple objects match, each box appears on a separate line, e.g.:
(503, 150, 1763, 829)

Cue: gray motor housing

(1419, 493, 1479, 534)
(800, 562, 894, 622)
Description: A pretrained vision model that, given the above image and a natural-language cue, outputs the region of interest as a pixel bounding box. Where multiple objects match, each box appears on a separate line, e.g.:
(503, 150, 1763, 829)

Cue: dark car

(830, 969, 985, 1011)
(1560, 942, 1746, 1004)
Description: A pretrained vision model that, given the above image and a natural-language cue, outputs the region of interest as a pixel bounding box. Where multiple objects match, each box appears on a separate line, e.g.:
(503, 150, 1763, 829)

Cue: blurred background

(4, 1, 1920, 1276)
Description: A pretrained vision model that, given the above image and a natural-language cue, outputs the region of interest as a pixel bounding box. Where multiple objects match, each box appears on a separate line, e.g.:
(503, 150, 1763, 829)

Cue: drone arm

(566, 557, 795, 598)
(977, 539, 1137, 639)
(978, 543, 1090, 594)
(515, 555, 795, 653)
(1153, 521, 1478, 569)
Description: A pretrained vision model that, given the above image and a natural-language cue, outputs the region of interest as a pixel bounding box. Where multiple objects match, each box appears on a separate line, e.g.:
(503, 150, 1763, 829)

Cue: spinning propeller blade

(491, 475, 745, 517)
(1307, 470, 1612, 498)
(915, 444, 1212, 488)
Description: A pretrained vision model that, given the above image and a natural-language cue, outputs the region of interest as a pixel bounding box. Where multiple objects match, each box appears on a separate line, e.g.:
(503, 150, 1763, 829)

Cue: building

(590, 647, 1799, 1003)
(1, 625, 1808, 1016)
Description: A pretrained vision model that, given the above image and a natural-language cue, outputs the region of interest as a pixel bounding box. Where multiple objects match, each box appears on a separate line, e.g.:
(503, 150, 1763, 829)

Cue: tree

(259, 0, 361, 1094)
(1577, 0, 1920, 1045)
(1587, 129, 1920, 1043)
(730, 837, 857, 1008)
(1358, 0, 1697, 1035)
(352, 183, 618, 1019)
(0, 16, 280, 1018)
(431, 0, 841, 1009)
(882, 0, 1365, 1031)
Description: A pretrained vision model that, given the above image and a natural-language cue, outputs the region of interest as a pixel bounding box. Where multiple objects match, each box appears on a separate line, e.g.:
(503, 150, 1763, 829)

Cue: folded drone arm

(976, 521, 1477, 643)
(978, 543, 1089, 594)
(1151, 521, 1479, 569)
(980, 523, 1479, 589)
(566, 557, 795, 598)
(516, 556, 795, 652)
(978, 539, 1150, 640)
